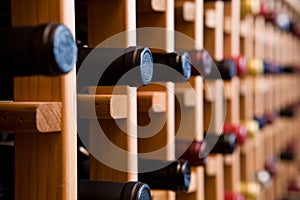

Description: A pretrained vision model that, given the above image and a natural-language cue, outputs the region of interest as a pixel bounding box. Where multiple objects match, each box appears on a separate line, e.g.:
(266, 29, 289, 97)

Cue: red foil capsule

(224, 192, 245, 200)
(176, 140, 208, 166)
(231, 55, 247, 77)
(223, 124, 248, 145)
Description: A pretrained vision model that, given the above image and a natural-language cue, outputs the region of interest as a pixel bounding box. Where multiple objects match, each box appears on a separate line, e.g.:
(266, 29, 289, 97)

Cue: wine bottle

(206, 58, 237, 80)
(287, 180, 300, 192)
(77, 46, 153, 87)
(79, 179, 151, 200)
(224, 192, 245, 200)
(276, 12, 291, 31)
(203, 132, 237, 154)
(256, 169, 271, 187)
(231, 55, 247, 77)
(176, 140, 208, 166)
(0, 144, 14, 200)
(138, 159, 190, 192)
(264, 112, 277, 124)
(253, 116, 267, 129)
(223, 123, 248, 145)
(240, 182, 260, 199)
(241, 0, 260, 18)
(0, 23, 77, 76)
(242, 120, 259, 138)
(151, 51, 191, 82)
(281, 66, 297, 73)
(280, 142, 296, 161)
(188, 49, 213, 77)
(204, 0, 231, 1)
(263, 60, 275, 74)
(264, 156, 278, 176)
(247, 58, 264, 76)
(259, 1, 275, 23)
(279, 105, 296, 117)
(77, 136, 89, 179)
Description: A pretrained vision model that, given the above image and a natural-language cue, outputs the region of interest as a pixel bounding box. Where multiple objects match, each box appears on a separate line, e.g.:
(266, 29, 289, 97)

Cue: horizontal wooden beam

(137, 91, 166, 113)
(175, 87, 196, 108)
(77, 94, 128, 119)
(0, 102, 61, 133)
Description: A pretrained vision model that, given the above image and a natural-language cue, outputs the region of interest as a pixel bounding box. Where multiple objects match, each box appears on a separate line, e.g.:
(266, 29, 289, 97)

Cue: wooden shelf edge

(0, 102, 61, 133)
(77, 94, 128, 119)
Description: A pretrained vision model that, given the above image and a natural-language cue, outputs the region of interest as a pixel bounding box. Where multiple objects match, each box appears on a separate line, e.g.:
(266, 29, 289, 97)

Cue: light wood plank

(77, 94, 128, 119)
(89, 86, 138, 182)
(137, 82, 175, 200)
(0, 102, 61, 133)
(11, 0, 77, 199)
(87, 0, 136, 47)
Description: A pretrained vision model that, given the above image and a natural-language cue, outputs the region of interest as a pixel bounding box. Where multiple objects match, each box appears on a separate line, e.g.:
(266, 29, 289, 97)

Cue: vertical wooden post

(137, 0, 174, 51)
(174, 0, 203, 50)
(205, 154, 224, 200)
(222, 0, 242, 194)
(89, 86, 138, 182)
(174, 2, 204, 199)
(11, 0, 77, 199)
(137, 82, 175, 200)
(175, 76, 204, 200)
(87, 0, 136, 47)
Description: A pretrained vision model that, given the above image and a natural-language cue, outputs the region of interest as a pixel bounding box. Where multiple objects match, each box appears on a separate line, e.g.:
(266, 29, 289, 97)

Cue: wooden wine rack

(1, 0, 300, 200)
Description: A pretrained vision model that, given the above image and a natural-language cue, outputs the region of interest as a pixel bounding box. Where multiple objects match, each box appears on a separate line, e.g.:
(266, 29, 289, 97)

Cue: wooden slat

(204, 79, 224, 134)
(224, 77, 240, 124)
(77, 94, 128, 119)
(137, 83, 175, 159)
(137, 91, 167, 113)
(240, 16, 254, 59)
(89, 86, 137, 182)
(137, 0, 174, 51)
(11, 0, 77, 199)
(87, 0, 136, 47)
(240, 77, 254, 121)
(0, 102, 61, 133)
(253, 76, 265, 117)
(254, 16, 265, 60)
(223, 0, 240, 57)
(175, 0, 196, 36)
(205, 154, 224, 200)
(224, 147, 241, 192)
(204, 1, 224, 60)
(137, 82, 175, 200)
(254, 132, 265, 172)
(241, 138, 255, 181)
(175, 76, 204, 200)
(174, 0, 202, 50)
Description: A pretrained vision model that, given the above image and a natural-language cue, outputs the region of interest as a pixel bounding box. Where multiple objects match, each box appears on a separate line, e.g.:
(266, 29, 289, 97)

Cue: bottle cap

(46, 23, 77, 75)
(177, 140, 208, 166)
(247, 58, 264, 76)
(189, 49, 213, 77)
(242, 120, 259, 138)
(175, 159, 191, 192)
(175, 51, 191, 81)
(240, 182, 261, 199)
(127, 46, 153, 85)
(232, 55, 247, 77)
(216, 58, 237, 80)
(224, 192, 245, 200)
(123, 181, 152, 200)
(223, 124, 248, 145)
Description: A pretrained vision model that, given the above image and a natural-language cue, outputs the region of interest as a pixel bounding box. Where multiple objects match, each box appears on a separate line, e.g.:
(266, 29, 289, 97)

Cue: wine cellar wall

(0, 0, 300, 200)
